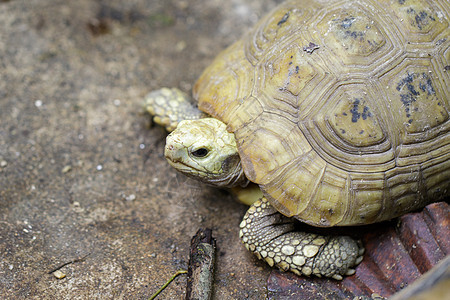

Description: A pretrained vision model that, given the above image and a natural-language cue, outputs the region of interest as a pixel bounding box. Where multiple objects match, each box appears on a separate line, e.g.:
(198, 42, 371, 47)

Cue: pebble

(125, 194, 136, 201)
(62, 165, 72, 173)
(52, 270, 66, 279)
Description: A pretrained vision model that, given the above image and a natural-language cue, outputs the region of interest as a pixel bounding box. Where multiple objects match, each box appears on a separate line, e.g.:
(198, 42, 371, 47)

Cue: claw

(358, 247, 365, 256)
(332, 274, 343, 280)
(345, 269, 356, 276)
(355, 256, 364, 265)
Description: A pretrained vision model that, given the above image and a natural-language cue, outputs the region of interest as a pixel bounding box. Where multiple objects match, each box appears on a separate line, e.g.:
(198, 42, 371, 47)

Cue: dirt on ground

(0, 0, 281, 298)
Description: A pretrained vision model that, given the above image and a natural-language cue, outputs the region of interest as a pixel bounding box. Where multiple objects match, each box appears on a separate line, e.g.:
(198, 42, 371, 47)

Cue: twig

(47, 253, 91, 274)
(185, 228, 216, 300)
(150, 270, 188, 300)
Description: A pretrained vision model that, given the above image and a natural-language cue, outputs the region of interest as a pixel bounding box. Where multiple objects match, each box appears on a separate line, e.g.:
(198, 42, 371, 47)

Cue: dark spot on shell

(424, 76, 435, 95)
(408, 119, 413, 124)
(415, 12, 432, 30)
(359, 130, 364, 134)
(397, 73, 415, 91)
(341, 129, 346, 134)
(343, 98, 372, 123)
(407, 83, 419, 96)
(397, 72, 437, 120)
(406, 8, 435, 30)
(277, 12, 290, 26)
(367, 40, 376, 47)
(350, 99, 361, 123)
(437, 38, 447, 46)
(303, 42, 320, 54)
(361, 106, 372, 120)
(345, 30, 364, 39)
(444, 65, 450, 71)
(400, 93, 415, 107)
(342, 112, 347, 116)
(340, 17, 355, 29)
(398, 0, 406, 4)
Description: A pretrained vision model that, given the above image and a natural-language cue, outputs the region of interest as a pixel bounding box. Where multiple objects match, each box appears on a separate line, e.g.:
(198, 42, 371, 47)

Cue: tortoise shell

(193, 0, 449, 227)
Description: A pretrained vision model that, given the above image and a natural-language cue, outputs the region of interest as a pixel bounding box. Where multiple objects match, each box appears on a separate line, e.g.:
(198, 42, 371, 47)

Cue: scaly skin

(240, 198, 364, 280)
(145, 87, 207, 131)
(145, 87, 365, 279)
(164, 118, 248, 188)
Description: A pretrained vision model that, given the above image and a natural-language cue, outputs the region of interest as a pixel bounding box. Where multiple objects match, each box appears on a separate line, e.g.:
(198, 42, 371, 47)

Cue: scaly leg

(239, 198, 364, 280)
(145, 87, 207, 132)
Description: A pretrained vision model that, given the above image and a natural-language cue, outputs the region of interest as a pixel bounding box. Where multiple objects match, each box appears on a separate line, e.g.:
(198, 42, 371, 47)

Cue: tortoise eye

(191, 148, 209, 158)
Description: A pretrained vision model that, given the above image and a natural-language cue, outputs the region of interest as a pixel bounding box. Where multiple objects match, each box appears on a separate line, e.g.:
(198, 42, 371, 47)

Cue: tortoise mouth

(165, 157, 221, 186)
(165, 156, 205, 175)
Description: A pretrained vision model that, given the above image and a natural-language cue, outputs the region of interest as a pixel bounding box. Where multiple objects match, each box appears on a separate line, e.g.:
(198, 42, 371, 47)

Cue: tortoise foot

(145, 87, 206, 132)
(239, 198, 364, 279)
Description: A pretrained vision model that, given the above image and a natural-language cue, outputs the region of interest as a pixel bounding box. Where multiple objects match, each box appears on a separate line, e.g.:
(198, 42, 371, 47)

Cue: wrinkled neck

(202, 154, 249, 188)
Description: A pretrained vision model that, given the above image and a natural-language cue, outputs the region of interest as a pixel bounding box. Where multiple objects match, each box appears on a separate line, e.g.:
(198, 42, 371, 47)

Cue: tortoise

(145, 0, 450, 280)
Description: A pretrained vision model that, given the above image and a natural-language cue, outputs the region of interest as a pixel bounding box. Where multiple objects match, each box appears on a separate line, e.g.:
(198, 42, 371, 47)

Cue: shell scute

(390, 0, 448, 41)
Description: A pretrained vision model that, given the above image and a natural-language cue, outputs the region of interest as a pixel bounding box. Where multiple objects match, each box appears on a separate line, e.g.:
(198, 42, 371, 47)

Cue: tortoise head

(164, 118, 248, 187)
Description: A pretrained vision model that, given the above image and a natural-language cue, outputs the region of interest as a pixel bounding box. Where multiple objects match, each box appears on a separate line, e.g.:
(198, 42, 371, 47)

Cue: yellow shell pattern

(194, 0, 449, 227)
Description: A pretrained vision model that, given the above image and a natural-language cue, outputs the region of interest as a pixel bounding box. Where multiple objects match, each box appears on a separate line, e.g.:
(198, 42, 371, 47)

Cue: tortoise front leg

(239, 198, 364, 280)
(145, 87, 207, 132)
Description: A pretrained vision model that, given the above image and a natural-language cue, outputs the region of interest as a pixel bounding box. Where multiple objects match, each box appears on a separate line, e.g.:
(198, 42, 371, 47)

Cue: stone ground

(0, 0, 282, 298)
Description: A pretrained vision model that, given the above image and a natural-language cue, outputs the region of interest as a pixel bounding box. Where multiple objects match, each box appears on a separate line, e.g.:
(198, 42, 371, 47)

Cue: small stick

(47, 253, 91, 274)
(149, 270, 188, 300)
(185, 228, 216, 300)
